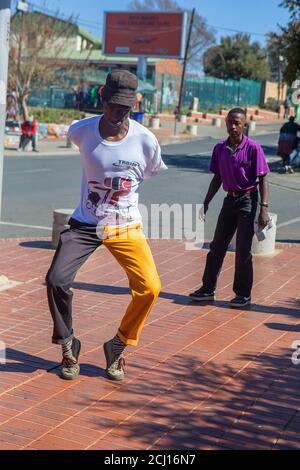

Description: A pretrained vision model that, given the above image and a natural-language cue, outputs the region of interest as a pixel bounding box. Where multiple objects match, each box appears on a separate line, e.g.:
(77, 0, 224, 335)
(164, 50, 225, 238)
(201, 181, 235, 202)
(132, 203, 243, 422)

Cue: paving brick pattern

(0, 238, 299, 450)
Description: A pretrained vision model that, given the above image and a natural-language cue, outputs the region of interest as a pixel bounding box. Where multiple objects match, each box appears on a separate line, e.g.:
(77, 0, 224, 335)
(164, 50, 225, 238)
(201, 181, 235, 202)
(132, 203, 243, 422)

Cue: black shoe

(189, 287, 215, 301)
(230, 296, 251, 308)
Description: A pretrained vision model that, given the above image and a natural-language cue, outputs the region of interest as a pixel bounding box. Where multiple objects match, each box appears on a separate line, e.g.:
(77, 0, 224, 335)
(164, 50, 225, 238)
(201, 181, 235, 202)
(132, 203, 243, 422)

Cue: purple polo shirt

(210, 136, 270, 191)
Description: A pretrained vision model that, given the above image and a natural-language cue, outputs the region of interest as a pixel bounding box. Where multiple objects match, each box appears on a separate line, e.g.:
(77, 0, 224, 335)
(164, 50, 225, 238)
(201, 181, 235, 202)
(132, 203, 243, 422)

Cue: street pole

(0, 0, 11, 222)
(174, 8, 195, 135)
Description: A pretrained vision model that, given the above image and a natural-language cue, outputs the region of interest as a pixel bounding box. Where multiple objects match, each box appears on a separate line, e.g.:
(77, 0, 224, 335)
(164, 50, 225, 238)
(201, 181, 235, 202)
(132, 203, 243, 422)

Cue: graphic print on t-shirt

(86, 177, 133, 215)
(68, 116, 167, 225)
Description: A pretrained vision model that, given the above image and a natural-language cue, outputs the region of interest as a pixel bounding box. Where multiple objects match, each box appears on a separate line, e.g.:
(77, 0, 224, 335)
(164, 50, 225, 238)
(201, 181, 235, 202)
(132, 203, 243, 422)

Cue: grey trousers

(45, 218, 102, 345)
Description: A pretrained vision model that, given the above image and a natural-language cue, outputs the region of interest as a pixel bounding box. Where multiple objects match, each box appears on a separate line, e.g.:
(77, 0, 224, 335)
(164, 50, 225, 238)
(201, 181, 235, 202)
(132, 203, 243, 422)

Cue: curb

(4, 149, 79, 157)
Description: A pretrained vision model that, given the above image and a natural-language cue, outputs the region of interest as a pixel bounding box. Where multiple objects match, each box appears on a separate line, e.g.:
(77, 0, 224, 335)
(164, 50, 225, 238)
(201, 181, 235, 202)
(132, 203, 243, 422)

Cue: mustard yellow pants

(103, 224, 161, 346)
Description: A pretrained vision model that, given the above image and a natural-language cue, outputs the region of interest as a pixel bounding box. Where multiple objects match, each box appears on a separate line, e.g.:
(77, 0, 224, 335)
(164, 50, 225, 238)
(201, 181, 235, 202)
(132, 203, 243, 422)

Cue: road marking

(0, 221, 52, 230)
(269, 181, 300, 193)
(187, 151, 211, 156)
(277, 217, 300, 229)
(5, 169, 51, 175)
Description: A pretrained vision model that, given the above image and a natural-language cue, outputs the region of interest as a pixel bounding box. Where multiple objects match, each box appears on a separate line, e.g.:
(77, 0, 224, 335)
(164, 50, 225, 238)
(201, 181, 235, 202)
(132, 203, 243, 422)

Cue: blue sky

(18, 0, 291, 45)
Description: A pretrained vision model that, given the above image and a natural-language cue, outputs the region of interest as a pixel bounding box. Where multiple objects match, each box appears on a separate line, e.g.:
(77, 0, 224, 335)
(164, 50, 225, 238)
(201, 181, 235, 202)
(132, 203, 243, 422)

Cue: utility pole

(174, 8, 195, 135)
(0, 0, 11, 222)
(16, 1, 28, 120)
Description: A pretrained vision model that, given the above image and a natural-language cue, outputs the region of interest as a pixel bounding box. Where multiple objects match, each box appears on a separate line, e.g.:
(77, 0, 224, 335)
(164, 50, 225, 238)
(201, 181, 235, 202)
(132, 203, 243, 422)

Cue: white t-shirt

(68, 115, 167, 227)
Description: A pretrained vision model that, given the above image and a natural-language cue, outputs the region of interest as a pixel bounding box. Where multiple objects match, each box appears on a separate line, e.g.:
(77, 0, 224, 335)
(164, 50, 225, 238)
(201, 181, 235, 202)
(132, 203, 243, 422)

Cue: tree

(127, 0, 215, 68)
(280, 0, 300, 17)
(8, 10, 95, 120)
(203, 34, 271, 81)
(278, 0, 300, 84)
(266, 32, 286, 82)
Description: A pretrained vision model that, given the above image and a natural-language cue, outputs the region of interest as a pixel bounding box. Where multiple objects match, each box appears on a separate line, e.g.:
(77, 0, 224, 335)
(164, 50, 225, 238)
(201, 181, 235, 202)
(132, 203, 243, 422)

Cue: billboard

(103, 11, 187, 58)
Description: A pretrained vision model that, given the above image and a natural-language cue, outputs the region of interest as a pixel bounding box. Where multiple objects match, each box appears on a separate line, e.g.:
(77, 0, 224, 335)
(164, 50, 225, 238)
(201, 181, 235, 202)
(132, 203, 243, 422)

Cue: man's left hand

(258, 207, 269, 228)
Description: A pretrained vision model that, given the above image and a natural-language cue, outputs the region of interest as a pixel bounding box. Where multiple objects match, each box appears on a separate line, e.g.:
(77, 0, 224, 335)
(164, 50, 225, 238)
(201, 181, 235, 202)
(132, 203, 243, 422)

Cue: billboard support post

(137, 56, 147, 81)
(177, 8, 195, 117)
(174, 8, 195, 135)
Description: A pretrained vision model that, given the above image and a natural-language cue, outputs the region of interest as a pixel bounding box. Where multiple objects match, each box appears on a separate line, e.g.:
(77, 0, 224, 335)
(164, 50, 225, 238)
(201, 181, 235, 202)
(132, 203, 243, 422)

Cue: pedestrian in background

(278, 116, 300, 166)
(189, 108, 270, 308)
(18, 115, 38, 152)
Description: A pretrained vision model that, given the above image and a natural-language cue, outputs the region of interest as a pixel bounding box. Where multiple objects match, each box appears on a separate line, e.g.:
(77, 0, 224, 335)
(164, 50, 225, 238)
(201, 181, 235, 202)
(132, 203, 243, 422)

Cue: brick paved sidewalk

(0, 238, 299, 450)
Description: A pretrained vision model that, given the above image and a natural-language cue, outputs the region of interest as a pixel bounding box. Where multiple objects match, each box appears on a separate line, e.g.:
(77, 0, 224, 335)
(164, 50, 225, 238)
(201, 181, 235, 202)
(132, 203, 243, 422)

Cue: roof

(77, 27, 101, 47)
(12, 11, 101, 47)
(42, 48, 159, 64)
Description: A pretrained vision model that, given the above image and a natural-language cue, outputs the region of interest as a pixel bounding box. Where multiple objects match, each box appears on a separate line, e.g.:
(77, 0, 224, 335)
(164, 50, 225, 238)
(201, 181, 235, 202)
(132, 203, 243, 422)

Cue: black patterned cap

(102, 69, 138, 107)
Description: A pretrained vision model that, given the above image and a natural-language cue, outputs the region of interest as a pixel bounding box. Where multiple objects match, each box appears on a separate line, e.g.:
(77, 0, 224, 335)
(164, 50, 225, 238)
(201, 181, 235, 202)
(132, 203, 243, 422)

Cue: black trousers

(202, 192, 258, 297)
(19, 134, 37, 150)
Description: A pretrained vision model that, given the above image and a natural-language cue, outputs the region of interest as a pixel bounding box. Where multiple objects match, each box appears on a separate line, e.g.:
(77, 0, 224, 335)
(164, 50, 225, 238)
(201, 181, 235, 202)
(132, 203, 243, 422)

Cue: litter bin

(52, 209, 74, 249)
(131, 112, 144, 124)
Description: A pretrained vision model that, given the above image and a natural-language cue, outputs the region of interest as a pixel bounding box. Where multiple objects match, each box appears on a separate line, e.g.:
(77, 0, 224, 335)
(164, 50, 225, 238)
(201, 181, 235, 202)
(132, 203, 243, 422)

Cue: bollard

(190, 97, 199, 112)
(252, 213, 277, 255)
(186, 124, 198, 136)
(212, 117, 222, 127)
(180, 114, 187, 123)
(229, 213, 278, 256)
(150, 117, 160, 129)
(52, 209, 74, 249)
(248, 121, 256, 133)
(66, 135, 78, 149)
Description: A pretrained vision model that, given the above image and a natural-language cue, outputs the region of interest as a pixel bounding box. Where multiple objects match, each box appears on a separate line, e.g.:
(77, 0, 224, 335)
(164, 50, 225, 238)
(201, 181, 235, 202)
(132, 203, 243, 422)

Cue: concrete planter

(212, 117, 222, 127)
(150, 117, 160, 129)
(248, 121, 256, 132)
(66, 135, 78, 149)
(252, 213, 277, 255)
(186, 124, 198, 136)
(229, 213, 278, 256)
(52, 209, 74, 249)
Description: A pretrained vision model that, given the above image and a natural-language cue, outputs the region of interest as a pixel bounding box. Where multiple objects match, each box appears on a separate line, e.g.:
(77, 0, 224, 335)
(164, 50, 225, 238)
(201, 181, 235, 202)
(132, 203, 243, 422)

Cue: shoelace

(118, 356, 126, 371)
(62, 356, 77, 368)
(111, 354, 126, 371)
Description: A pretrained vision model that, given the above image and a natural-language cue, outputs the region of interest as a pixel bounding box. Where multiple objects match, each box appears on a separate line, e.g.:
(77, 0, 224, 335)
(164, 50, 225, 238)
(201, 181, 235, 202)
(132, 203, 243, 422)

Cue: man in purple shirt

(190, 108, 270, 308)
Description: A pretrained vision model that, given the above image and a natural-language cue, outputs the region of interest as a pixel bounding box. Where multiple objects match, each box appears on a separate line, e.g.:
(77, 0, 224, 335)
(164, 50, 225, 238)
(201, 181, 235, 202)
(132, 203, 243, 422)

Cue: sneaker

(60, 337, 81, 380)
(32, 149, 39, 152)
(189, 287, 215, 301)
(103, 339, 126, 381)
(230, 296, 251, 308)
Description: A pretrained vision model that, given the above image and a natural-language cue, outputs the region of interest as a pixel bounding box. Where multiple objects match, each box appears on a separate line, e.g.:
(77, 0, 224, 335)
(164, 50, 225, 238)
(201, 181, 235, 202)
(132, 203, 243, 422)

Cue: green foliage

(270, 1, 300, 85)
(280, 0, 300, 18)
(28, 107, 83, 124)
(203, 34, 271, 81)
(261, 98, 280, 112)
(266, 33, 285, 82)
(281, 21, 300, 85)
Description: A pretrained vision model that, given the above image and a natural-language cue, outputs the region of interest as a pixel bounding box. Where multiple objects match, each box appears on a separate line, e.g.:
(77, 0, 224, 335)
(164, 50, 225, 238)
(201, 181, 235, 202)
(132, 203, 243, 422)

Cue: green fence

(182, 76, 262, 111)
(157, 74, 262, 112)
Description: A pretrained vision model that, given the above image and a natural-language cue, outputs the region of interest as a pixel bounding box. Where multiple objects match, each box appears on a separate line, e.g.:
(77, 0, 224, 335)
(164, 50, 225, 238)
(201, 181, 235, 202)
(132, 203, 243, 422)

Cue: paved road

(1, 132, 299, 242)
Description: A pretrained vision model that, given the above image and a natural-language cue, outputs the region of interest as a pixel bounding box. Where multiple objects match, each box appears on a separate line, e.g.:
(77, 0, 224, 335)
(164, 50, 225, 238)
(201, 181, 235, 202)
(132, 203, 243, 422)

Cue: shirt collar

(225, 135, 248, 152)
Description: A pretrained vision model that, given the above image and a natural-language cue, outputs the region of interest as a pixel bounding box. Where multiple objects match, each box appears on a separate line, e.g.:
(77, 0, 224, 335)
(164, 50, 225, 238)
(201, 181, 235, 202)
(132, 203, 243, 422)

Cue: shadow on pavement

(0, 347, 105, 378)
(19, 241, 53, 250)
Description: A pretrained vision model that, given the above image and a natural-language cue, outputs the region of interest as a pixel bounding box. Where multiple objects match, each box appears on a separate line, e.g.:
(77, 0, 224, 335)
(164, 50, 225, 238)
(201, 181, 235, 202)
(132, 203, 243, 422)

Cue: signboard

(103, 11, 187, 58)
